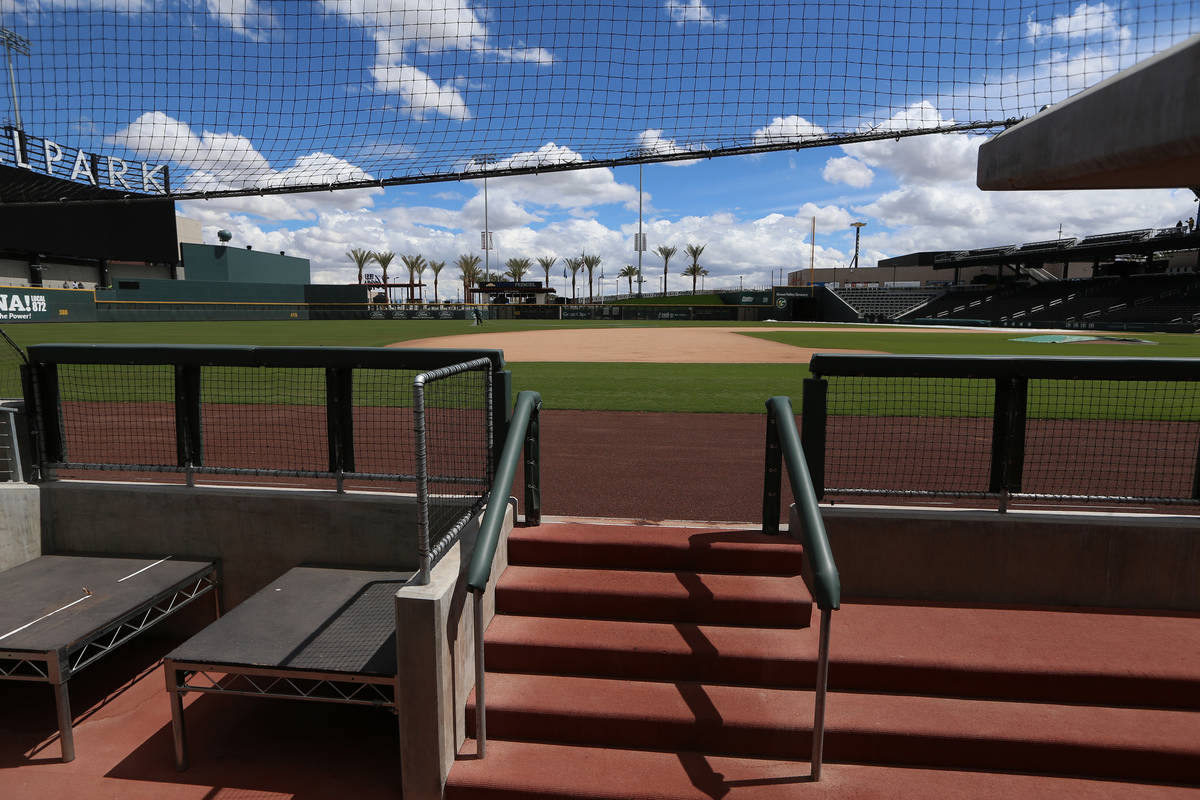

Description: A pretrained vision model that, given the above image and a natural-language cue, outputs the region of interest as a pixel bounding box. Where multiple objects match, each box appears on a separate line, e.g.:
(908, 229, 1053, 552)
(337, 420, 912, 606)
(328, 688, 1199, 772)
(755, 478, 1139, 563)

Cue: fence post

(1192, 433, 1200, 501)
(989, 377, 1028, 499)
(801, 377, 827, 500)
(33, 361, 64, 471)
(762, 400, 782, 534)
(174, 365, 203, 471)
(523, 399, 541, 525)
(491, 369, 512, 478)
(325, 367, 355, 476)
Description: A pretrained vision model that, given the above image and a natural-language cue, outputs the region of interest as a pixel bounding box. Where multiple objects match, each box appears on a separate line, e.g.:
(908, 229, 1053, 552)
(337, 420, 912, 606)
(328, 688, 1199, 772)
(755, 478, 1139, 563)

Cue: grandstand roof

(977, 33, 1200, 190)
(921, 228, 1200, 270)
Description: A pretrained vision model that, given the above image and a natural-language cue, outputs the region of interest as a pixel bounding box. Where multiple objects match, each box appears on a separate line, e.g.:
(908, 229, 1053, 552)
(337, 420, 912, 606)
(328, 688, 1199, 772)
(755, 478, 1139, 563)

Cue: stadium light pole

(1, 27, 29, 131)
(636, 160, 644, 296)
(850, 221, 867, 270)
(475, 154, 495, 279)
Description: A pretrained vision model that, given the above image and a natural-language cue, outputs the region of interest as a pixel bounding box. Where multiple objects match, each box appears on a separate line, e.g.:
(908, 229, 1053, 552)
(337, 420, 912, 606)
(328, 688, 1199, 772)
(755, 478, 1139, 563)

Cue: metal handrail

(762, 395, 840, 781)
(465, 389, 542, 758)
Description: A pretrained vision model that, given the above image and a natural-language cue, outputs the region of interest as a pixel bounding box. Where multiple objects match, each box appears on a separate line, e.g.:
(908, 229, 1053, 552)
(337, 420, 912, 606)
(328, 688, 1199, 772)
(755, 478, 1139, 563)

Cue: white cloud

(3, 0, 149, 9)
(752, 116, 826, 147)
(665, 0, 724, 26)
(107, 111, 274, 181)
(204, 0, 271, 40)
(822, 156, 874, 188)
(319, 0, 551, 121)
(835, 102, 985, 184)
(1025, 2, 1129, 42)
(112, 111, 381, 219)
(371, 62, 470, 120)
(636, 129, 704, 166)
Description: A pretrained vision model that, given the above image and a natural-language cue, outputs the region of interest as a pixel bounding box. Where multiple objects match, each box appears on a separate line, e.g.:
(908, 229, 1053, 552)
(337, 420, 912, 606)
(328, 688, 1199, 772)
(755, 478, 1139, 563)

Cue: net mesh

(3, 1, 1196, 201)
(47, 359, 494, 532)
(822, 372, 1200, 504)
(1023, 379, 1200, 499)
(825, 376, 995, 495)
(57, 363, 177, 468)
(418, 365, 490, 550)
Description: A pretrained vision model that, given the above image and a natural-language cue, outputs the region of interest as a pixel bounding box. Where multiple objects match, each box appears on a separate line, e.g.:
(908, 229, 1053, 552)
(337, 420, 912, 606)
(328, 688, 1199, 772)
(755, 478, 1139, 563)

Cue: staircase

(445, 521, 1200, 798)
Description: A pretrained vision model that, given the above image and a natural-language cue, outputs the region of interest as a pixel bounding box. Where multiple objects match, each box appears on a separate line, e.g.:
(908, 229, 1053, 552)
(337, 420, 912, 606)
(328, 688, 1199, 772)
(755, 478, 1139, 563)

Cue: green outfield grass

(6, 320, 1199, 416)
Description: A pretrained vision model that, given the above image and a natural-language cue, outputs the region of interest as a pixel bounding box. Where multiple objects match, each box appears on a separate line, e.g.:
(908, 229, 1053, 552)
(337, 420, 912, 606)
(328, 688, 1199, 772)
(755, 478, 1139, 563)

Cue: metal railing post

(811, 607, 832, 780)
(523, 399, 541, 525)
(762, 401, 782, 533)
(413, 373, 432, 585)
(472, 587, 487, 758)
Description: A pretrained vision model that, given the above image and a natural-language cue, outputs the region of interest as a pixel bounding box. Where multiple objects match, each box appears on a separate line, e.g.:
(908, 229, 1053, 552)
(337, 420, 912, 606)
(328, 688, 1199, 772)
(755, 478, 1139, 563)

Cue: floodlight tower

(475, 154, 496, 278)
(1, 27, 29, 131)
(850, 221, 868, 270)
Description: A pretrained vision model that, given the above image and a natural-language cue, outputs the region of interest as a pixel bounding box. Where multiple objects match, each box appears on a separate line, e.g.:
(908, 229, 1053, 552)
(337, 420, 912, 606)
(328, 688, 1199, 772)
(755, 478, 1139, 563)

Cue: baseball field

(12, 319, 1199, 521)
(8, 319, 1200, 414)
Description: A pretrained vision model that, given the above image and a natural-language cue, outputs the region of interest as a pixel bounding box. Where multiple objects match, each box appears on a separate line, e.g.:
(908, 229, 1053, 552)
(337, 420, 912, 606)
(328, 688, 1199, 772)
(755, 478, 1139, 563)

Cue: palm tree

(580, 252, 602, 303)
(682, 263, 709, 294)
(428, 260, 445, 303)
(372, 250, 396, 302)
(655, 244, 676, 295)
(683, 243, 706, 295)
(504, 257, 532, 281)
(565, 256, 582, 301)
(414, 259, 428, 302)
(456, 253, 482, 302)
(537, 255, 557, 293)
(618, 264, 639, 294)
(400, 254, 425, 303)
(347, 247, 373, 285)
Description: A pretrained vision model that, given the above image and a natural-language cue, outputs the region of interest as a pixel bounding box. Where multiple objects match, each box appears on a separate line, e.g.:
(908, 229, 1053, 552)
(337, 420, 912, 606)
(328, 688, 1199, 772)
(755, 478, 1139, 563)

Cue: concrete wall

(0, 483, 40, 571)
(395, 501, 513, 800)
(40, 482, 430, 607)
(796, 505, 1200, 611)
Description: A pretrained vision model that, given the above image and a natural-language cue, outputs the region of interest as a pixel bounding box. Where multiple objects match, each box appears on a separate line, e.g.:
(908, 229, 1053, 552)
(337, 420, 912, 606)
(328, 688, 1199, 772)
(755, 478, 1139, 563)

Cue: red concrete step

(466, 672, 1200, 784)
(495, 565, 812, 627)
(507, 523, 805, 575)
(484, 614, 810, 687)
(483, 603, 1200, 707)
(446, 739, 1200, 800)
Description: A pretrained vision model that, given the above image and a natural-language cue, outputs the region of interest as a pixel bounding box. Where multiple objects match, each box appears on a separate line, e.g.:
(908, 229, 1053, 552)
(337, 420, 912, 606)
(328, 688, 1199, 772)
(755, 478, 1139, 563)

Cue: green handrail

(764, 394, 840, 781)
(765, 395, 840, 610)
(467, 390, 541, 592)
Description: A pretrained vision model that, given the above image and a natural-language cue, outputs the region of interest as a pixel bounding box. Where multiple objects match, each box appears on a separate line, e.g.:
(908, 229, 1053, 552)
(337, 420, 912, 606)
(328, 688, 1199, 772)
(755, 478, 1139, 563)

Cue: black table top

(0, 555, 214, 655)
(167, 566, 413, 677)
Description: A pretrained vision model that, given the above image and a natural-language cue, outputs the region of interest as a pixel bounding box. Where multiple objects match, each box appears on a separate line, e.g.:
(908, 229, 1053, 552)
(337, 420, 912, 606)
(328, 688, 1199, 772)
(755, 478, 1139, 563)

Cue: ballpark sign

(2, 128, 170, 195)
(0, 292, 48, 321)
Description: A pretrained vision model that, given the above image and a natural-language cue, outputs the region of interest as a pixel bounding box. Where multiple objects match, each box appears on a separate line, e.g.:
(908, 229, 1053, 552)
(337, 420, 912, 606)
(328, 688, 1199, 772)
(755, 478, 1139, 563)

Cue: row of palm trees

(347, 247, 448, 303)
(348, 242, 711, 303)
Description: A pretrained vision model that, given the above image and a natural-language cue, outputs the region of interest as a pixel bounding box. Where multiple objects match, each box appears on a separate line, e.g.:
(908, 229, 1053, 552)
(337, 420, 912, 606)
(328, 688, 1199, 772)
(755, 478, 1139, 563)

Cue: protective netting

(3, 1, 1196, 201)
(1023, 379, 1200, 500)
(0, 330, 27, 399)
(825, 376, 995, 495)
(821, 372, 1200, 505)
(47, 360, 493, 539)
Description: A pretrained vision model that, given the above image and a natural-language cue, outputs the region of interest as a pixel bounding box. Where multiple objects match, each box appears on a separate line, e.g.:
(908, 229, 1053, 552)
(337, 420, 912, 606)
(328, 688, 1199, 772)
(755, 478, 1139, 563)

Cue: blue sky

(2, 1, 1198, 295)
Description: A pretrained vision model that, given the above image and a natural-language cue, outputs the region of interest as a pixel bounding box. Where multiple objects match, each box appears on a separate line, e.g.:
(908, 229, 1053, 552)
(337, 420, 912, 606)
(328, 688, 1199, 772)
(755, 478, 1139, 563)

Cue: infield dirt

(396, 326, 883, 363)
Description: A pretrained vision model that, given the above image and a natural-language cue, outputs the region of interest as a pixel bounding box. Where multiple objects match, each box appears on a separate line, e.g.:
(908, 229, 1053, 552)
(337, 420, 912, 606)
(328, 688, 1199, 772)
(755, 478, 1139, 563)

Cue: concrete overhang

(977, 33, 1200, 191)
